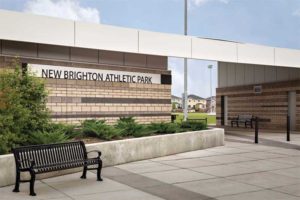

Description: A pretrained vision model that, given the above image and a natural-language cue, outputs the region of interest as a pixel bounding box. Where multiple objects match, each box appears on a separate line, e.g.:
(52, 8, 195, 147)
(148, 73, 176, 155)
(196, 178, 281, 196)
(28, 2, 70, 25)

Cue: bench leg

(97, 159, 103, 181)
(81, 166, 87, 179)
(12, 171, 20, 193)
(29, 170, 36, 196)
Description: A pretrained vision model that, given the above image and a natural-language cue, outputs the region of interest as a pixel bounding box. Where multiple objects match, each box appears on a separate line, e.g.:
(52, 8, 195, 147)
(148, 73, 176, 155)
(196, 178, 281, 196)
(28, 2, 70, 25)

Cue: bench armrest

(87, 150, 102, 158)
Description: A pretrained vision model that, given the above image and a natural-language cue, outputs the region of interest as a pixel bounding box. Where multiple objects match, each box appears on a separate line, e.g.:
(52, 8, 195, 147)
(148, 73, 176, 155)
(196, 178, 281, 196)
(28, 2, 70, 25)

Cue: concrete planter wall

(0, 128, 224, 187)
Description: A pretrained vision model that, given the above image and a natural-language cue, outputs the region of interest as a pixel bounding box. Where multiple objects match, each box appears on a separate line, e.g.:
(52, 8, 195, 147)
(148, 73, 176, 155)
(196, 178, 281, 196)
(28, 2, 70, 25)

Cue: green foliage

(180, 121, 207, 131)
(149, 122, 179, 134)
(0, 64, 50, 154)
(115, 117, 146, 137)
(28, 130, 68, 145)
(46, 123, 79, 138)
(81, 120, 120, 140)
(131, 129, 153, 137)
(0, 131, 24, 155)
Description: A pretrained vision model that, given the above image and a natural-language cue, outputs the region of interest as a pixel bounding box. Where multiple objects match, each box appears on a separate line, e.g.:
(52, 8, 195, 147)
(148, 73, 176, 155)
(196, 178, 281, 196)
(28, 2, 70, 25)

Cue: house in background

(171, 95, 182, 109)
(188, 94, 207, 112)
(206, 96, 216, 113)
(172, 94, 210, 112)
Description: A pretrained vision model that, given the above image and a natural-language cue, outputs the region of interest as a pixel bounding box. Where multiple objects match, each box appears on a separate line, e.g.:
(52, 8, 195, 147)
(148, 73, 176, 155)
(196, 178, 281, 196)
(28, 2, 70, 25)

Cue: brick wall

(216, 80, 300, 130)
(0, 40, 172, 124)
(46, 78, 171, 124)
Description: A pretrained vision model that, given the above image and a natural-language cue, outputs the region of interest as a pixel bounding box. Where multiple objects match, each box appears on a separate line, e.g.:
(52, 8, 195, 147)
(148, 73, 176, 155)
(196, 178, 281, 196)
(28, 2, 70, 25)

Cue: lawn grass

(172, 112, 216, 125)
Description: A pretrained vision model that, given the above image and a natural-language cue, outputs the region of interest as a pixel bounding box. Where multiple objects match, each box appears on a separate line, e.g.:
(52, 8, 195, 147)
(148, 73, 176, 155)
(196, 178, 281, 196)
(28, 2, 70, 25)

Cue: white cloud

(24, 0, 100, 23)
(190, 0, 229, 7)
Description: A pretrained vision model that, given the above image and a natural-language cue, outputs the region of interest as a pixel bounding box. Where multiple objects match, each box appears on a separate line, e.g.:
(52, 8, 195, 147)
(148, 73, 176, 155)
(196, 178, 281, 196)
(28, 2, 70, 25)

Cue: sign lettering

(29, 64, 161, 84)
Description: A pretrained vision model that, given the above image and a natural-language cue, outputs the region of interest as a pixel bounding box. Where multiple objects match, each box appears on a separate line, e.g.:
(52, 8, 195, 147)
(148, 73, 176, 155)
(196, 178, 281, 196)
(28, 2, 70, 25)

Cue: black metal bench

(231, 114, 253, 128)
(12, 141, 102, 196)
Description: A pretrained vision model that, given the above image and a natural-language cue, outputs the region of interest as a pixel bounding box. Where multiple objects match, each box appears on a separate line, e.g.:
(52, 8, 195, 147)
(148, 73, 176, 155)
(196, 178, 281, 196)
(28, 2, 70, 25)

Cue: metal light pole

(208, 65, 213, 113)
(183, 0, 188, 121)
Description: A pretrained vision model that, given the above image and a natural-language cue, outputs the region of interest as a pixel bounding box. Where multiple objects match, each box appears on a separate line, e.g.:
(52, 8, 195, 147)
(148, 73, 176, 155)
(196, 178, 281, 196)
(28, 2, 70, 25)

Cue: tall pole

(183, 0, 188, 121)
(208, 65, 213, 113)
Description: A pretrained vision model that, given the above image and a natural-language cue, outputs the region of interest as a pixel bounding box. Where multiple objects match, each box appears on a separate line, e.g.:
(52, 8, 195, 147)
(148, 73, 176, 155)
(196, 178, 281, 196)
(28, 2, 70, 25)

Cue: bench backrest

(13, 141, 87, 169)
(238, 114, 253, 120)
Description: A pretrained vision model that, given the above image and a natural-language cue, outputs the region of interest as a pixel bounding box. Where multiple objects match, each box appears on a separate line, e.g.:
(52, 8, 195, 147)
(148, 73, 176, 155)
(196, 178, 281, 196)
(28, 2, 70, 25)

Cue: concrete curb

(0, 128, 224, 187)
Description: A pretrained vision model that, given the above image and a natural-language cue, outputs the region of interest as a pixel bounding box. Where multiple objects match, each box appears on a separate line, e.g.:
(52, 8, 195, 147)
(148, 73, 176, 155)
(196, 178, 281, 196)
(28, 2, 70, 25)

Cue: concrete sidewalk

(1, 132, 300, 200)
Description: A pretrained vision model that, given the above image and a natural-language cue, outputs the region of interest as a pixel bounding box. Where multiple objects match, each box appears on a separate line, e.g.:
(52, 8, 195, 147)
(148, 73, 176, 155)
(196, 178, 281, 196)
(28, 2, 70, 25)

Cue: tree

(0, 64, 50, 154)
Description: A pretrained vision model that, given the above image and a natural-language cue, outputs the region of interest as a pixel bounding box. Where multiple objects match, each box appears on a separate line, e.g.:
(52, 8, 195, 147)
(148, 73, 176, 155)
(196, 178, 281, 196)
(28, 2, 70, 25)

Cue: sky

(0, 0, 300, 98)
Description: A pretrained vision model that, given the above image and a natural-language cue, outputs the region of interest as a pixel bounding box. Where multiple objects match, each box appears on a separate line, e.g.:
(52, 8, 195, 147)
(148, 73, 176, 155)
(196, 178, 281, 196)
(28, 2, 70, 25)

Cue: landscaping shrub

(131, 128, 153, 137)
(180, 121, 207, 131)
(47, 123, 79, 138)
(27, 123, 77, 145)
(149, 122, 179, 134)
(115, 117, 147, 137)
(0, 131, 24, 155)
(81, 120, 120, 140)
(28, 130, 69, 145)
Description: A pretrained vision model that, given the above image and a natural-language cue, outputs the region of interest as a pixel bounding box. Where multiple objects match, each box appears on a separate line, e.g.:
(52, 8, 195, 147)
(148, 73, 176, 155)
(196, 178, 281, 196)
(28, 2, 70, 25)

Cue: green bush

(131, 128, 153, 137)
(46, 123, 79, 138)
(28, 130, 68, 145)
(0, 64, 50, 154)
(27, 123, 76, 145)
(0, 131, 24, 155)
(81, 120, 120, 140)
(180, 121, 207, 131)
(149, 122, 179, 134)
(115, 117, 146, 137)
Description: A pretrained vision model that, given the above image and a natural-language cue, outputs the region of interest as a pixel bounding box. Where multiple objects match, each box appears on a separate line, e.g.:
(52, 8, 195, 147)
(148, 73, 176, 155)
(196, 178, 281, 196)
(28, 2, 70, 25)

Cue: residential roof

(0, 10, 300, 68)
(171, 95, 182, 100)
(188, 94, 205, 100)
(206, 96, 216, 101)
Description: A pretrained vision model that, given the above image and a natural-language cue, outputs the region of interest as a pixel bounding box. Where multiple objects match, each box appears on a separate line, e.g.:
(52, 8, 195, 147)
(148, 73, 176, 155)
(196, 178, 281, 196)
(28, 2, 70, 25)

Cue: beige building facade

(217, 62, 300, 130)
(188, 95, 207, 111)
(0, 40, 172, 124)
(2, 10, 300, 128)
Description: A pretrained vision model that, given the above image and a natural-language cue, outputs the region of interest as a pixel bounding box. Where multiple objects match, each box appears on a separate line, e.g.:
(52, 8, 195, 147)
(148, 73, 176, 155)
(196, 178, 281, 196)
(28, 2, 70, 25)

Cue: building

(0, 10, 171, 124)
(1, 10, 300, 129)
(206, 96, 216, 113)
(171, 95, 182, 109)
(188, 94, 207, 111)
(217, 63, 300, 130)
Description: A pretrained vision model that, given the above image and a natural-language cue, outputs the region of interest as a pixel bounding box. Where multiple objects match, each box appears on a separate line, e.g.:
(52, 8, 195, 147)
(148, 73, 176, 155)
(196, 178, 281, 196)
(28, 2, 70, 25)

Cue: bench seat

(12, 141, 102, 196)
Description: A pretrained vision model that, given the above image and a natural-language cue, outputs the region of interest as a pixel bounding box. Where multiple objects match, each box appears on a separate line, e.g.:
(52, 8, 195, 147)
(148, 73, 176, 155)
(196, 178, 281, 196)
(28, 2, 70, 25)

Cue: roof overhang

(0, 10, 300, 68)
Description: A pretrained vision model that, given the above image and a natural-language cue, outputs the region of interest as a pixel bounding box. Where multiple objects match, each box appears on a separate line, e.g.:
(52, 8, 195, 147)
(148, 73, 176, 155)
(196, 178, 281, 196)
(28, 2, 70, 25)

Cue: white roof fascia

(0, 10, 74, 46)
(0, 10, 300, 68)
(75, 22, 139, 53)
(192, 37, 238, 62)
